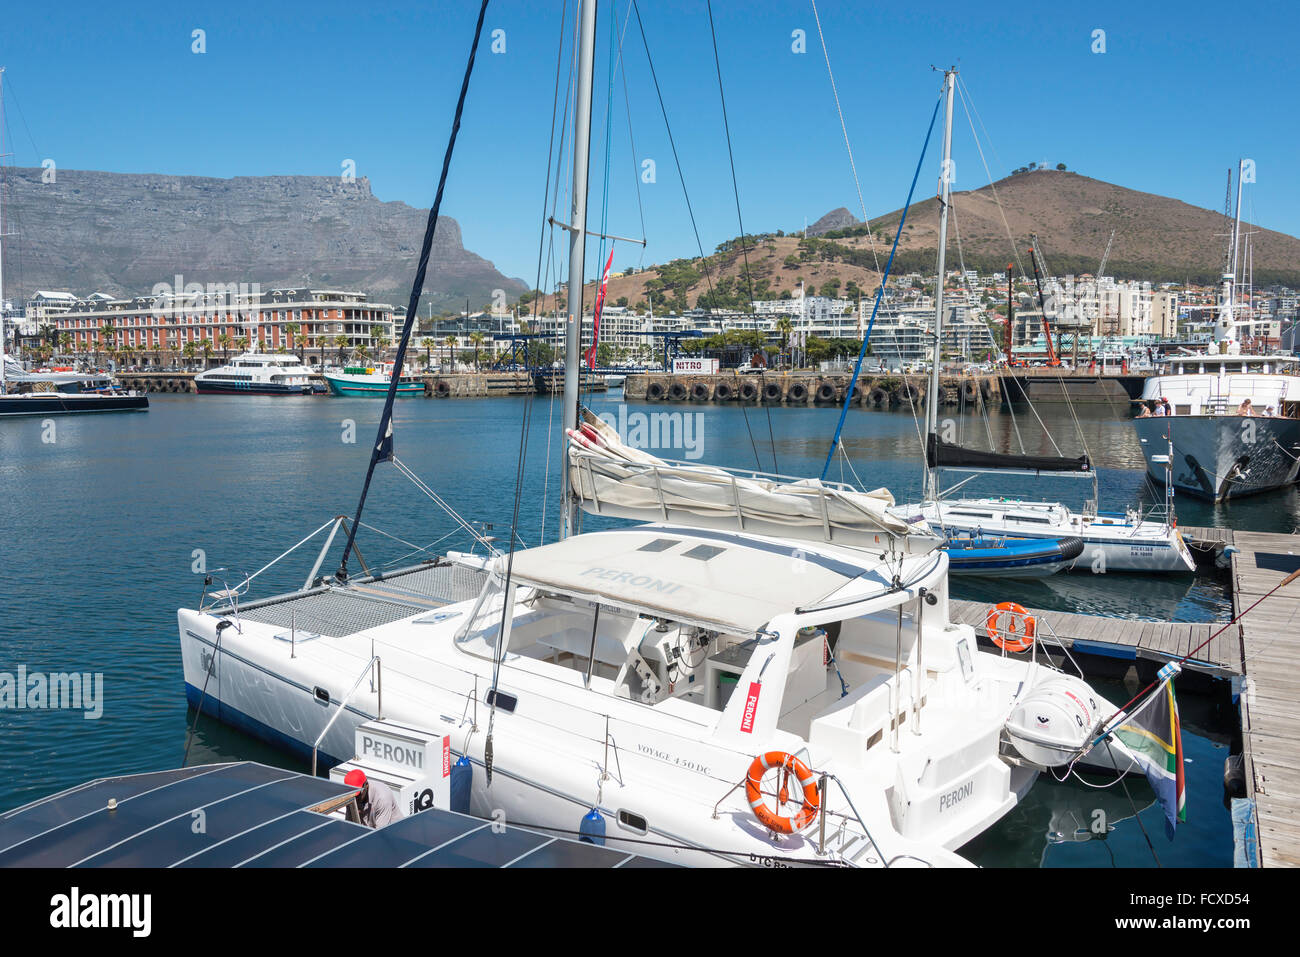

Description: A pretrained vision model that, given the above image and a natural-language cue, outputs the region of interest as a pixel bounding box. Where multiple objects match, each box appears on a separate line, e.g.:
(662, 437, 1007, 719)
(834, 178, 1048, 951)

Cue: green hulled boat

(323, 364, 425, 397)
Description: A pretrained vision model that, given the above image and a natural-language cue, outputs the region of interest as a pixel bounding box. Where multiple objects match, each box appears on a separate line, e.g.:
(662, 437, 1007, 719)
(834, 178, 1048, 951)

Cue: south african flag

(1115, 677, 1186, 839)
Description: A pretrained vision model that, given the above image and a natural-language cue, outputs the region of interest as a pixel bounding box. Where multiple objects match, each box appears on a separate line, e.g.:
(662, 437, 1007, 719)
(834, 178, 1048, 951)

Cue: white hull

(1134, 415, 1300, 502)
(899, 499, 1195, 573)
(177, 541, 1116, 868)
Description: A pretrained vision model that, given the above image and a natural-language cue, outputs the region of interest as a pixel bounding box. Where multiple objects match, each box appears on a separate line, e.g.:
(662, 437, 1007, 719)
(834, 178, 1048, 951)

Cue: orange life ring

(986, 601, 1036, 652)
(745, 751, 820, 834)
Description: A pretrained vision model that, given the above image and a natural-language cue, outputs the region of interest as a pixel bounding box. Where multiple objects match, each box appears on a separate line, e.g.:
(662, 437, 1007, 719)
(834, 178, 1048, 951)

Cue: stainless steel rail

(310, 654, 382, 776)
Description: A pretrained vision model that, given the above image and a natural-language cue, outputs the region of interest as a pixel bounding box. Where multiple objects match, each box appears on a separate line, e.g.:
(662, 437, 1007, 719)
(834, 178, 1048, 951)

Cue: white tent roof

(498, 526, 895, 634)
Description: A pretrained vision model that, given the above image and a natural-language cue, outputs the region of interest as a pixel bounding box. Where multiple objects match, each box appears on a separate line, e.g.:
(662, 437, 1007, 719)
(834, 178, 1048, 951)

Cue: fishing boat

(176, 48, 1141, 867)
(194, 350, 317, 395)
(324, 362, 424, 397)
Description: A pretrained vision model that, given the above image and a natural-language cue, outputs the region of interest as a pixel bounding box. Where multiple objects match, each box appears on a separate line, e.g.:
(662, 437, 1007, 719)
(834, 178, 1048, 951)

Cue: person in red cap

(343, 768, 402, 828)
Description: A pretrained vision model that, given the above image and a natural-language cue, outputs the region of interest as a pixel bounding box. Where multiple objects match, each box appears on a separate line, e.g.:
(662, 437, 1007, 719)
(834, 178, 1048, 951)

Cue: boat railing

(311, 654, 382, 776)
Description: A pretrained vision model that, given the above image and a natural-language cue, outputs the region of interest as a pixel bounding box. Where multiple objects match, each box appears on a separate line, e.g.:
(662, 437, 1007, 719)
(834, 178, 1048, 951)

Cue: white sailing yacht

(177, 32, 1137, 868)
(885, 111, 1192, 573)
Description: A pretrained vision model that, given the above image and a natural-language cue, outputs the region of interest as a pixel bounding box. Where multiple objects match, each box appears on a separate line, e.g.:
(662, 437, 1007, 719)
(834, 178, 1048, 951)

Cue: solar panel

(0, 762, 679, 869)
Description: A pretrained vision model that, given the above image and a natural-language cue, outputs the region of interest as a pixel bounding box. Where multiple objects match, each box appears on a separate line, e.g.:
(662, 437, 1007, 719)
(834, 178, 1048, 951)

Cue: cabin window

(637, 539, 677, 553)
(682, 544, 725, 562)
(616, 810, 648, 834)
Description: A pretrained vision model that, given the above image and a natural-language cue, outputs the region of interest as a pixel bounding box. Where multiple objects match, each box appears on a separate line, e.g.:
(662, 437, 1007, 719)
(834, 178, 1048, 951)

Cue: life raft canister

(986, 601, 1036, 653)
(745, 751, 820, 834)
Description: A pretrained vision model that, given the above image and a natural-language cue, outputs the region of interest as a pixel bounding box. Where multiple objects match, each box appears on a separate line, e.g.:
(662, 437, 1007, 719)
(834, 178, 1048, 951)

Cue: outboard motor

(1005, 676, 1100, 768)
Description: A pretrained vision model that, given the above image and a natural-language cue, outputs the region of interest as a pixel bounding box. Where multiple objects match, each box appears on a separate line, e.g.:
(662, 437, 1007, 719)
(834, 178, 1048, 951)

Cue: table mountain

(0, 167, 526, 311)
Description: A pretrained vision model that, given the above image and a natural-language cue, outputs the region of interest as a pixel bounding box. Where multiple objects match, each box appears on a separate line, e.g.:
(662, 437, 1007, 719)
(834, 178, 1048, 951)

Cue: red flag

(585, 246, 616, 370)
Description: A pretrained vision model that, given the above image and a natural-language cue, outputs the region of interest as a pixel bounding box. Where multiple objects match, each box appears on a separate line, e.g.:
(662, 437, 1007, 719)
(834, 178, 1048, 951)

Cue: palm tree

(181, 342, 197, 369)
(284, 322, 300, 360)
(218, 333, 232, 361)
(58, 332, 72, 357)
(234, 336, 248, 354)
(334, 335, 349, 365)
(201, 341, 215, 368)
(444, 334, 458, 370)
(375, 335, 391, 361)
(775, 317, 794, 369)
(469, 331, 486, 371)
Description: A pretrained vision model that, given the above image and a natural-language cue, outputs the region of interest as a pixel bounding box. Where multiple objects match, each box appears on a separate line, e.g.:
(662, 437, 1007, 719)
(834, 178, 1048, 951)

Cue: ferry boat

(323, 362, 424, 397)
(194, 352, 317, 395)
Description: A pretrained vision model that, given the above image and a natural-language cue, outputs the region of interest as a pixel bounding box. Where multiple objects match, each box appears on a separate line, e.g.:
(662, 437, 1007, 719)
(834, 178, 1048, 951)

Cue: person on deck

(1238, 398, 1254, 416)
(1153, 401, 1166, 417)
(1137, 403, 1152, 417)
(1161, 397, 1173, 416)
(344, 768, 402, 828)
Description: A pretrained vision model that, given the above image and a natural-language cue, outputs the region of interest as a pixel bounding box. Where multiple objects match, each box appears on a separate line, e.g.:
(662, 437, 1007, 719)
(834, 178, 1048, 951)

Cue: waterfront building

(43, 287, 395, 366)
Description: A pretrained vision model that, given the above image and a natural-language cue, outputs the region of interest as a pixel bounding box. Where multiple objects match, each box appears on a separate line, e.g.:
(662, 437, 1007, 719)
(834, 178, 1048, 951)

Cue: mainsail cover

(926, 434, 1091, 473)
(567, 411, 939, 552)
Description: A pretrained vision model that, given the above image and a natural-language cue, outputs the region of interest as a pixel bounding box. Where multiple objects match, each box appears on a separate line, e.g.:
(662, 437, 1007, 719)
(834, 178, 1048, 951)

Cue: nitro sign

(672, 357, 719, 374)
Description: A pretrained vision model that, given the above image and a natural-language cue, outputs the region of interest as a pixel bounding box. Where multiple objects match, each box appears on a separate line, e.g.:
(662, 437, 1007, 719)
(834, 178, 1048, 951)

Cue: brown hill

(860, 169, 1300, 286)
(533, 170, 1299, 317)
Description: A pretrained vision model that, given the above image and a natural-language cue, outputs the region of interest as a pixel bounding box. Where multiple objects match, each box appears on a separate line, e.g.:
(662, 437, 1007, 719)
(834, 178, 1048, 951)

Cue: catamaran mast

(560, 0, 598, 540)
(923, 68, 956, 502)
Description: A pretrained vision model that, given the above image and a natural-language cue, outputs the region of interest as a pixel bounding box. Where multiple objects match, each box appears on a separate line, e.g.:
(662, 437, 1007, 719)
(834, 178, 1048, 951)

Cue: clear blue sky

(2, 0, 1296, 288)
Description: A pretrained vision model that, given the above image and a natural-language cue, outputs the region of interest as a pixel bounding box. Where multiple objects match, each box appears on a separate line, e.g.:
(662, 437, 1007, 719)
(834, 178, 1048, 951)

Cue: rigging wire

(629, 0, 722, 311)
(334, 0, 490, 582)
(955, 78, 1026, 279)
(706, 0, 768, 472)
(538, 1, 580, 546)
(808, 0, 882, 275)
(819, 90, 943, 483)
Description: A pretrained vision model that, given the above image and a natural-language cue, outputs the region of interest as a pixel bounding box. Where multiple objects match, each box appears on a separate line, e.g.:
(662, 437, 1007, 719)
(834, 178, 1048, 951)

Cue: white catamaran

(177, 30, 1139, 868)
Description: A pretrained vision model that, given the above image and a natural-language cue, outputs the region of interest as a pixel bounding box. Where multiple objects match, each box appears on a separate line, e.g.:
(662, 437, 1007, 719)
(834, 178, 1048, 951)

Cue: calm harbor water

(3, 391, 1281, 865)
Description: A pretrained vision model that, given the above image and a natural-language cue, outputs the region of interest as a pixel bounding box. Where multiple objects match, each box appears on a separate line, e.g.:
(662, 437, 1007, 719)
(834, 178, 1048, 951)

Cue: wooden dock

(948, 600, 1240, 678)
(1230, 530, 1300, 867)
(955, 524, 1300, 866)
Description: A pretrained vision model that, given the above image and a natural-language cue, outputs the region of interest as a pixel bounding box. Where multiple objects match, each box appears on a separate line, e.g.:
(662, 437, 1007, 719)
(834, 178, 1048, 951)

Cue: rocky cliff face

(1, 167, 525, 310)
(806, 207, 859, 237)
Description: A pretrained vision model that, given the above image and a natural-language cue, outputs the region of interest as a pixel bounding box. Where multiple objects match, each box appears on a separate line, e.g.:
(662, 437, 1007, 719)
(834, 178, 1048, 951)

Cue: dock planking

(1230, 530, 1300, 867)
(948, 599, 1239, 677)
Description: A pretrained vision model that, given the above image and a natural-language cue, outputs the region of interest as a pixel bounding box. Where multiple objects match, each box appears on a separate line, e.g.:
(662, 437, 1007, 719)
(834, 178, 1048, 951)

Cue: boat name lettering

(740, 682, 761, 734)
(939, 780, 974, 812)
(579, 567, 684, 594)
(360, 733, 423, 770)
(635, 743, 710, 775)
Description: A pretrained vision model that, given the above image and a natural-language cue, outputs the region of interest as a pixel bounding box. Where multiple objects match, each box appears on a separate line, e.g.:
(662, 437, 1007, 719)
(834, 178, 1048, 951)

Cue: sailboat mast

(924, 68, 956, 501)
(1230, 157, 1244, 289)
(560, 0, 598, 541)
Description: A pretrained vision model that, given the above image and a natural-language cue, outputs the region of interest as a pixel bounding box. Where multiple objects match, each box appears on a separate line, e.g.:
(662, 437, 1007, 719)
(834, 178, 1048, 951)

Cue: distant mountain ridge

(854, 169, 1300, 286)
(0, 167, 526, 311)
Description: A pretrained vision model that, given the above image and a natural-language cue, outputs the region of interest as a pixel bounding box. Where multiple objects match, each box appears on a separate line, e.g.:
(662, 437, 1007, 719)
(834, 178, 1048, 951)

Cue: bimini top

(0, 762, 671, 869)
(497, 525, 913, 634)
